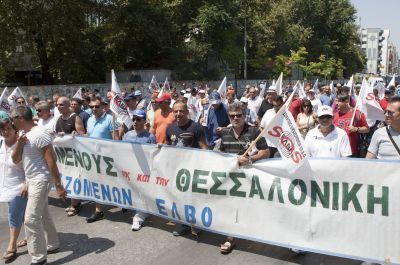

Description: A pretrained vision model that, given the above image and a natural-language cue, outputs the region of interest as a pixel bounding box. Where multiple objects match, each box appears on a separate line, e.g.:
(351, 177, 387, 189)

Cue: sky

(351, 0, 400, 49)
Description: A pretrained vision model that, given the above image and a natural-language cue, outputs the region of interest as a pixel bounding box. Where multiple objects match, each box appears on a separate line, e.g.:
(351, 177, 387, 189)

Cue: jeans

(8, 195, 27, 228)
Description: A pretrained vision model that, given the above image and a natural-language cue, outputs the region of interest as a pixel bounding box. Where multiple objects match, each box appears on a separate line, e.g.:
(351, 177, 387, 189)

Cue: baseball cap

(132, 109, 146, 119)
(240, 97, 248, 104)
(317, 106, 333, 117)
(134, 90, 142, 97)
(267, 86, 277, 93)
(124, 92, 136, 101)
(155, 93, 171, 103)
(209, 91, 221, 104)
(198, 89, 206, 94)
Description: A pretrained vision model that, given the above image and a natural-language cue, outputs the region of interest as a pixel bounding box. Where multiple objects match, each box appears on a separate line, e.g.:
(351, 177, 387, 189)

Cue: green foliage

(0, 0, 365, 84)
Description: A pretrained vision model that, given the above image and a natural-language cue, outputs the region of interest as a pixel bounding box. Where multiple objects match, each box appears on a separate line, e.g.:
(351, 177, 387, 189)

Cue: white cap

(240, 97, 248, 103)
(198, 89, 206, 93)
(267, 86, 277, 93)
(317, 106, 333, 117)
(183, 93, 191, 99)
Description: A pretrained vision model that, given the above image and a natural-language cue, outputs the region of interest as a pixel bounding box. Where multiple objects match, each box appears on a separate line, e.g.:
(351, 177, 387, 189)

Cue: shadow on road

(51, 232, 115, 265)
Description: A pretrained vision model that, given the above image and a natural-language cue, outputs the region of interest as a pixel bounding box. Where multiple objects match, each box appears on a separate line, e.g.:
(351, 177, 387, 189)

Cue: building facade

(360, 28, 390, 75)
(388, 43, 399, 75)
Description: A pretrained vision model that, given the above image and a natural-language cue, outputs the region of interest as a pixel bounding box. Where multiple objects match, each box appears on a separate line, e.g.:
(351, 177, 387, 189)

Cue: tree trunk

(33, 31, 53, 85)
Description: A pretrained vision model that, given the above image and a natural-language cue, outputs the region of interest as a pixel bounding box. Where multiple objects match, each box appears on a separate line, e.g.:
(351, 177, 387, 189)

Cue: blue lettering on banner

(155, 198, 213, 227)
(63, 176, 133, 207)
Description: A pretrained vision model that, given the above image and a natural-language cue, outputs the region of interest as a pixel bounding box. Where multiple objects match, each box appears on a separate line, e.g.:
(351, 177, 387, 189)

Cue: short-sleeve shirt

(257, 100, 273, 120)
(122, 130, 156, 144)
(304, 125, 352, 158)
(368, 126, 400, 160)
(333, 109, 369, 155)
(152, 109, 175, 144)
(87, 113, 115, 139)
(220, 124, 268, 155)
(23, 126, 53, 181)
(260, 108, 277, 148)
(166, 120, 205, 148)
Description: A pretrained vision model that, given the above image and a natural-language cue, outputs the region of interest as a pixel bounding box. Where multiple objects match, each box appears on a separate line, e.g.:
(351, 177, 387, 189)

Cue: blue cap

(124, 92, 137, 101)
(287, 87, 294, 93)
(132, 109, 146, 119)
(209, 91, 221, 104)
(134, 90, 142, 97)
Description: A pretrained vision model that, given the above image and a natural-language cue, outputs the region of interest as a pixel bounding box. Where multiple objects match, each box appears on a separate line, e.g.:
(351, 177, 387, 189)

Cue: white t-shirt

(247, 97, 263, 115)
(0, 139, 25, 202)
(37, 117, 56, 134)
(260, 108, 277, 148)
(368, 126, 400, 160)
(309, 97, 322, 113)
(23, 126, 52, 181)
(304, 125, 352, 157)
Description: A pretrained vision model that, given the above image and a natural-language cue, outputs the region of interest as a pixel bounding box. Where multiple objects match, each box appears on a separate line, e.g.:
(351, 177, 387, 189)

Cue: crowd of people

(0, 80, 399, 265)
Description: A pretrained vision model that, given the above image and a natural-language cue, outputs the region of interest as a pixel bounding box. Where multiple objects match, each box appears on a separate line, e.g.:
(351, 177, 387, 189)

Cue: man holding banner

(219, 101, 269, 253)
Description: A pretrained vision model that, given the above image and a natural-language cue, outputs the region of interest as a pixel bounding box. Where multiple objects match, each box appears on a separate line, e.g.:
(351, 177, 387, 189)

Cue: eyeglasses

(229, 113, 243, 119)
(90, 105, 101, 109)
(132, 118, 143, 122)
(17, 101, 25, 104)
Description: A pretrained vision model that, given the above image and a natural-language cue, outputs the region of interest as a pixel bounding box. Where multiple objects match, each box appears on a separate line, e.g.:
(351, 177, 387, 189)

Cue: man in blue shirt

(86, 96, 119, 223)
(201, 91, 230, 149)
(122, 109, 156, 231)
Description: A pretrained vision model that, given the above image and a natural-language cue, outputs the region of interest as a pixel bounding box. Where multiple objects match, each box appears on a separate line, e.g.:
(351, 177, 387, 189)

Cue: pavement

(0, 193, 361, 265)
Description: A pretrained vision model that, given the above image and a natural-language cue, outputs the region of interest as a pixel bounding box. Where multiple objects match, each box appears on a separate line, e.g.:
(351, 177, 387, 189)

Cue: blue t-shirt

(319, 94, 333, 106)
(204, 104, 230, 146)
(87, 113, 116, 139)
(122, 130, 156, 144)
(79, 110, 91, 131)
(82, 106, 92, 116)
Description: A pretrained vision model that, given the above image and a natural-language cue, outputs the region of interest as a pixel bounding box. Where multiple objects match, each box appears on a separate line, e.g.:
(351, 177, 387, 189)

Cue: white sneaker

(131, 213, 146, 231)
(290, 248, 307, 254)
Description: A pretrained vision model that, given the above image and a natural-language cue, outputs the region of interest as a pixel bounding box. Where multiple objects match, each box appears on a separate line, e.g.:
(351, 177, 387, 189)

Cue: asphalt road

(0, 193, 361, 265)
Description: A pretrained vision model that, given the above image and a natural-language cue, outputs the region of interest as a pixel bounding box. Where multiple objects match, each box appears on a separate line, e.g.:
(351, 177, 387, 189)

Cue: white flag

(8, 87, 25, 107)
(387, 74, 395, 88)
(162, 77, 170, 91)
(111, 69, 122, 95)
(261, 105, 308, 170)
(157, 86, 164, 98)
(217, 77, 227, 98)
(346, 75, 354, 95)
(110, 94, 133, 129)
(285, 81, 300, 106)
(149, 75, 161, 92)
(358, 78, 385, 121)
(274, 73, 283, 95)
(330, 81, 336, 96)
(298, 81, 307, 99)
(72, 88, 83, 100)
(0, 87, 10, 112)
(312, 79, 320, 95)
(374, 82, 386, 100)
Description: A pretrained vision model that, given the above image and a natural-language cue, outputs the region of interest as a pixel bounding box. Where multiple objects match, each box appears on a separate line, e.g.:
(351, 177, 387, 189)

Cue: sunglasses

(303, 105, 311, 108)
(319, 115, 332, 120)
(229, 113, 243, 119)
(90, 105, 101, 109)
(132, 118, 143, 122)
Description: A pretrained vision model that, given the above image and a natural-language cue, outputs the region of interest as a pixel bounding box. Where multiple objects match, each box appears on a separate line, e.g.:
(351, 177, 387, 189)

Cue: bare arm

(11, 133, 27, 164)
(366, 151, 376, 159)
(42, 144, 66, 199)
(75, 116, 85, 135)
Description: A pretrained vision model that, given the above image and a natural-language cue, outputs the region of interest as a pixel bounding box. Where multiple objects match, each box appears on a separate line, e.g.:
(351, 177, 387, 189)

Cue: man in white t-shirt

(35, 101, 56, 134)
(304, 105, 352, 158)
(11, 106, 66, 265)
(247, 86, 263, 115)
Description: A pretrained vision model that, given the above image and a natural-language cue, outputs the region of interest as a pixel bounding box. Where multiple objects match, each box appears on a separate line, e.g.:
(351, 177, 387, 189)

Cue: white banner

(54, 136, 399, 264)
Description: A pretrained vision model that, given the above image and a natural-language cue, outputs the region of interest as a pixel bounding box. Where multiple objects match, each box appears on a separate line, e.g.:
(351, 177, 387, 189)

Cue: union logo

(278, 131, 296, 158)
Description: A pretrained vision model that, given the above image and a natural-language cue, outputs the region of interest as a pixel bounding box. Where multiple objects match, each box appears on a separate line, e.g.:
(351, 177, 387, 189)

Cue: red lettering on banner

(268, 126, 283, 138)
(156, 177, 170, 186)
(122, 170, 130, 181)
(291, 151, 303, 163)
(137, 174, 150, 183)
(366, 93, 375, 101)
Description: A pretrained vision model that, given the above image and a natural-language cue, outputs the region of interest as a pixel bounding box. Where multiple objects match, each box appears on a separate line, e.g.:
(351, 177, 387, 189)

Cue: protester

(55, 97, 85, 137)
(52, 94, 61, 118)
(11, 106, 66, 265)
(151, 93, 175, 144)
(166, 100, 207, 236)
(86, 96, 119, 223)
(379, 88, 393, 111)
(287, 88, 302, 120)
(296, 99, 317, 139)
(0, 118, 27, 263)
(319, 85, 334, 106)
(218, 101, 269, 253)
(246, 86, 263, 115)
(304, 105, 352, 157)
(202, 91, 230, 149)
(122, 109, 156, 231)
(16, 96, 37, 118)
(82, 95, 92, 116)
(35, 101, 56, 133)
(333, 93, 369, 157)
(305, 84, 322, 113)
(239, 97, 257, 126)
(260, 96, 284, 157)
(70, 98, 90, 132)
(257, 86, 276, 123)
(366, 96, 400, 159)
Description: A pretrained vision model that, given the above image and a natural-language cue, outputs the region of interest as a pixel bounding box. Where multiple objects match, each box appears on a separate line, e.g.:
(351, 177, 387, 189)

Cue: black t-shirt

(166, 120, 205, 148)
(257, 100, 273, 120)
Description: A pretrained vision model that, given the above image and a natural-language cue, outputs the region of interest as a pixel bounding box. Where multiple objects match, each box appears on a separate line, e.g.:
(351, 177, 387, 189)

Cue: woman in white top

(296, 99, 317, 139)
(0, 118, 27, 262)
